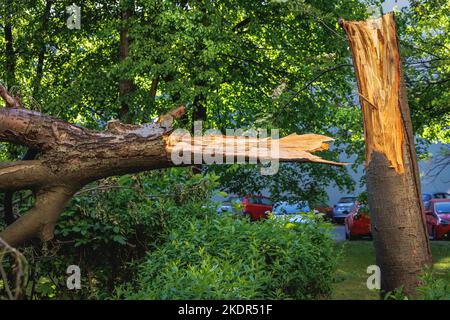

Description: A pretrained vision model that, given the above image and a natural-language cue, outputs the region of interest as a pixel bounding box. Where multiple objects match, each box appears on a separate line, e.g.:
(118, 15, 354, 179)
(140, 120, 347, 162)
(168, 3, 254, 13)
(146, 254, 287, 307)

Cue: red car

(425, 199, 450, 240)
(242, 196, 273, 221)
(344, 204, 371, 240)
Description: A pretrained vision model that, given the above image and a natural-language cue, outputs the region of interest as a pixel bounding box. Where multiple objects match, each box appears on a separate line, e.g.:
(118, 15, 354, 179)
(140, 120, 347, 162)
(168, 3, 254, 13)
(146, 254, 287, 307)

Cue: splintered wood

(340, 13, 405, 174)
(165, 132, 343, 165)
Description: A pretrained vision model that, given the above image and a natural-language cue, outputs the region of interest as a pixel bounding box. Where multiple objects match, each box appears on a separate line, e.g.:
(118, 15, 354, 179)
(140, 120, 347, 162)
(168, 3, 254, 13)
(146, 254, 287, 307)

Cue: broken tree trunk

(340, 13, 432, 296)
(0, 84, 343, 247)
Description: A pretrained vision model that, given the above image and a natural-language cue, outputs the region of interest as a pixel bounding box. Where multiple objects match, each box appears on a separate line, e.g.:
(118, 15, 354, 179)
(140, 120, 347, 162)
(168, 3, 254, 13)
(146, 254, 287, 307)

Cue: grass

(331, 241, 450, 300)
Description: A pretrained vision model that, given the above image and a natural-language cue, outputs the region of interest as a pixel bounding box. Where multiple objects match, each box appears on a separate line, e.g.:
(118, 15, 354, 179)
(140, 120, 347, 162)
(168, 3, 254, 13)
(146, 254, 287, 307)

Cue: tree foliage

(397, 0, 450, 144)
(0, 0, 383, 202)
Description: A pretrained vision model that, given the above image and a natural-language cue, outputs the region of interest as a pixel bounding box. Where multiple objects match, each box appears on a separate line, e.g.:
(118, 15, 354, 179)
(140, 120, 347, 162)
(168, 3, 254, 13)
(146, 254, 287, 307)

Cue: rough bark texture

(2, 149, 38, 225)
(32, 0, 52, 98)
(4, 0, 16, 88)
(341, 13, 431, 296)
(118, 1, 135, 123)
(0, 86, 344, 247)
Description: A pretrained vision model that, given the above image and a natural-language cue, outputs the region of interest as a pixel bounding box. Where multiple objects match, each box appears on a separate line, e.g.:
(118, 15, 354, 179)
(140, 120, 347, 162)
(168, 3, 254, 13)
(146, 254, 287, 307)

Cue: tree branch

(0, 186, 75, 247)
(0, 84, 21, 108)
(0, 161, 55, 192)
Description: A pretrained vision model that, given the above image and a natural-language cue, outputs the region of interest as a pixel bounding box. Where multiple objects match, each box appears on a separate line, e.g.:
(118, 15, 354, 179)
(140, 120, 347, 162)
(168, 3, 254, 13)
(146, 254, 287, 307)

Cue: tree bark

(2, 149, 38, 225)
(0, 86, 344, 247)
(32, 0, 52, 98)
(340, 13, 432, 296)
(2, 0, 24, 226)
(118, 0, 135, 123)
(4, 0, 16, 88)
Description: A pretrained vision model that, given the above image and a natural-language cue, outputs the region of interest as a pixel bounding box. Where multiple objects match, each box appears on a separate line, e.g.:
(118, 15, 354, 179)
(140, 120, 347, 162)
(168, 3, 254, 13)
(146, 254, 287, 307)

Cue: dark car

(332, 197, 357, 224)
(425, 199, 450, 240)
(313, 202, 333, 222)
(422, 192, 450, 207)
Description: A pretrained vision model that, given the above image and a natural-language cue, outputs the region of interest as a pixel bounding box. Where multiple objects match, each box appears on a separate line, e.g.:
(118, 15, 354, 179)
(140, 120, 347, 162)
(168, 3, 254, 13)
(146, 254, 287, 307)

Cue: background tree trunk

(3, 0, 18, 225)
(32, 0, 52, 98)
(4, 0, 16, 88)
(118, 0, 135, 123)
(340, 13, 432, 296)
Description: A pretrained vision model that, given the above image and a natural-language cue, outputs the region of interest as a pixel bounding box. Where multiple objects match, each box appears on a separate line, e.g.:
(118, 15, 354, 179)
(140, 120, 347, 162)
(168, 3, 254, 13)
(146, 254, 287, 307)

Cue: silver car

(332, 197, 356, 224)
(271, 201, 312, 223)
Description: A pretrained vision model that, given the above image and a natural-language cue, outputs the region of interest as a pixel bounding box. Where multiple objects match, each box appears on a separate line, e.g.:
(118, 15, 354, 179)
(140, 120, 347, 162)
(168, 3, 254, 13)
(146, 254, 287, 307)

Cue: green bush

(7, 169, 220, 300)
(120, 213, 339, 300)
(417, 271, 450, 300)
(2, 168, 340, 300)
(385, 270, 450, 300)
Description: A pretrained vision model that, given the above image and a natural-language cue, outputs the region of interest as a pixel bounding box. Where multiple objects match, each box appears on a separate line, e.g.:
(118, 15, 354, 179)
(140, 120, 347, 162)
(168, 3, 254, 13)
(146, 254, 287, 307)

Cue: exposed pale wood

(166, 132, 343, 165)
(341, 13, 404, 174)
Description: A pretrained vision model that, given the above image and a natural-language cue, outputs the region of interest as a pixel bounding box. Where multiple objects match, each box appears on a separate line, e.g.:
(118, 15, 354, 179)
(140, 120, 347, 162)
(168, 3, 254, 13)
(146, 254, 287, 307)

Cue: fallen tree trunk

(340, 13, 431, 296)
(0, 85, 344, 247)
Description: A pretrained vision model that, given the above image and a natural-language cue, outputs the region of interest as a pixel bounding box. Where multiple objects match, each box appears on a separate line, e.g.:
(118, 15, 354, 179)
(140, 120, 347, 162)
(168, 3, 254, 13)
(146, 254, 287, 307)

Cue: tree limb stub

(0, 85, 22, 109)
(0, 84, 344, 247)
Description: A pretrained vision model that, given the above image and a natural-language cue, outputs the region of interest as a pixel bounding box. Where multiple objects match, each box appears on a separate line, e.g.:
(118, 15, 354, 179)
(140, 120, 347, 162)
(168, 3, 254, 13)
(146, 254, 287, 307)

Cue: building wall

(326, 143, 450, 205)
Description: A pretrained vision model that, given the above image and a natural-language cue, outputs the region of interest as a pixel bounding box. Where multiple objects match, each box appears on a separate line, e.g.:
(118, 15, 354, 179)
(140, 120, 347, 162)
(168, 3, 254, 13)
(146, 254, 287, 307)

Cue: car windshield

(248, 197, 272, 205)
(224, 196, 241, 204)
(435, 202, 450, 214)
(274, 203, 309, 215)
(434, 193, 450, 199)
(337, 202, 354, 207)
(338, 197, 355, 203)
(260, 198, 273, 206)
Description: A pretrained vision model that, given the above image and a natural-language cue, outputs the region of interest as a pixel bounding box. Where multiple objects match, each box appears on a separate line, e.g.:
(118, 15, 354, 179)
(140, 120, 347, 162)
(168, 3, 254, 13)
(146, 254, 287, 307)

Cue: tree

(340, 12, 432, 296)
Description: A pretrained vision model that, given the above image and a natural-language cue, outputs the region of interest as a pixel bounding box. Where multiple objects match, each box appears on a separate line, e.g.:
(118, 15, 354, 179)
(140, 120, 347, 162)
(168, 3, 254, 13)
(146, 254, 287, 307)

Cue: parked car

(424, 199, 450, 240)
(271, 201, 312, 223)
(344, 204, 371, 240)
(216, 195, 242, 214)
(332, 197, 357, 224)
(313, 203, 333, 221)
(218, 195, 273, 220)
(422, 192, 450, 207)
(242, 196, 273, 221)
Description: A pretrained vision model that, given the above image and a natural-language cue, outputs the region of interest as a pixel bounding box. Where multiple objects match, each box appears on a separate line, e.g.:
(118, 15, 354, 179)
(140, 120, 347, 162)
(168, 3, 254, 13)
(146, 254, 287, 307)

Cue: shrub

(416, 271, 450, 300)
(120, 213, 339, 300)
(384, 270, 450, 300)
(7, 169, 220, 300)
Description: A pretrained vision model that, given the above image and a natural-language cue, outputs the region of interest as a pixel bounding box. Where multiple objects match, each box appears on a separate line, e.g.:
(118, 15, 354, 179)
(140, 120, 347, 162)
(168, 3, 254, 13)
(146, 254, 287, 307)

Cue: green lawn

(331, 241, 450, 300)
